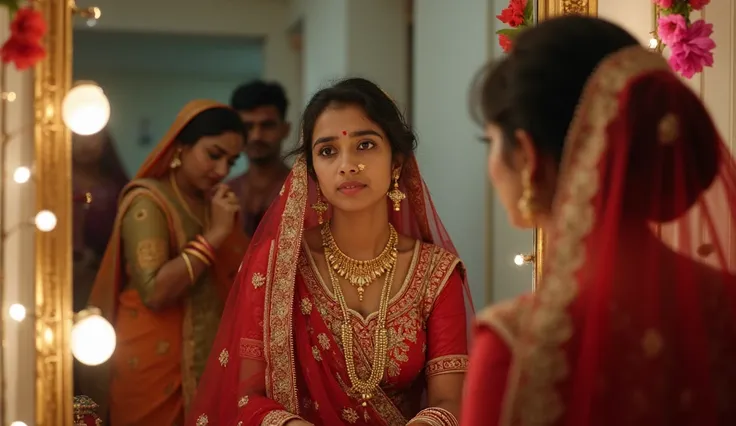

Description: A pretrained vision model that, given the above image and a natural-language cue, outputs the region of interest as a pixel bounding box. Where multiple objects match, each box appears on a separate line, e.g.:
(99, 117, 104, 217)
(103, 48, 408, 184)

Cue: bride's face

(311, 104, 394, 214)
(485, 123, 530, 228)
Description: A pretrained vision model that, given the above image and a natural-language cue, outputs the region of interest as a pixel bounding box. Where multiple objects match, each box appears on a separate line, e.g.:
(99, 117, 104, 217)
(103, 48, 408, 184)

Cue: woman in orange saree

(84, 100, 251, 426)
(187, 78, 474, 426)
(462, 16, 736, 426)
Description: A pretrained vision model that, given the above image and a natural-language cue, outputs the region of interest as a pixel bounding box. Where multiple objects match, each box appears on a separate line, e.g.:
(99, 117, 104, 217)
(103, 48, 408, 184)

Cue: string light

(72, 307, 116, 366)
(34, 210, 57, 232)
(649, 36, 659, 50)
(514, 253, 535, 267)
(8, 303, 26, 322)
(1, 91, 16, 102)
(12, 166, 31, 184)
(62, 82, 110, 135)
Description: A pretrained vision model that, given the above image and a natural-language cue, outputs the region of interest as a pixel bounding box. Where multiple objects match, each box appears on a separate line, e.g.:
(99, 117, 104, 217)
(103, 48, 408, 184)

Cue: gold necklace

(321, 222, 398, 301)
(169, 173, 210, 229)
(325, 247, 395, 407)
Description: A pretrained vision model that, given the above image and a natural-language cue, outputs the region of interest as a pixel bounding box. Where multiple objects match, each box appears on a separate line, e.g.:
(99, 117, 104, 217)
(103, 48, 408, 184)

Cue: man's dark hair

(229, 80, 289, 120)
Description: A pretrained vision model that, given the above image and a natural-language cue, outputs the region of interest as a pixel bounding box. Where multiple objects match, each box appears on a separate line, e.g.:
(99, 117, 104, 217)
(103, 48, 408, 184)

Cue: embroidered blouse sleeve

(120, 194, 171, 306)
(425, 267, 470, 378)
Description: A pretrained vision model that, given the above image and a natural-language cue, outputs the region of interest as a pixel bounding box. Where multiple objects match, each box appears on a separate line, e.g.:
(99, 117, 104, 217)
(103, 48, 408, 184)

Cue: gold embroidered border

(425, 355, 470, 377)
(475, 297, 529, 354)
(264, 157, 308, 413)
(506, 47, 671, 426)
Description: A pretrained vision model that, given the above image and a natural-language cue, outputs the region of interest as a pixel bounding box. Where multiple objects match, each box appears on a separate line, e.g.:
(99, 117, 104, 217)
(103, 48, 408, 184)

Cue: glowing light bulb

(72, 308, 116, 366)
(62, 83, 110, 135)
(514, 254, 525, 266)
(10, 421, 28, 426)
(649, 38, 659, 50)
(8, 303, 26, 322)
(13, 166, 31, 183)
(35, 210, 57, 232)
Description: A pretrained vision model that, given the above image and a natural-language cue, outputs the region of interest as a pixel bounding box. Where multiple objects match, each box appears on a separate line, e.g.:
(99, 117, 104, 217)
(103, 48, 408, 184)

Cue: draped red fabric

(186, 154, 474, 426)
(466, 46, 736, 426)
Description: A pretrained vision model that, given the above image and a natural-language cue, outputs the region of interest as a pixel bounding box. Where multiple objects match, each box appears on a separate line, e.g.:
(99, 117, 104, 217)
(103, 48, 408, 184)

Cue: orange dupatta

(84, 100, 250, 423)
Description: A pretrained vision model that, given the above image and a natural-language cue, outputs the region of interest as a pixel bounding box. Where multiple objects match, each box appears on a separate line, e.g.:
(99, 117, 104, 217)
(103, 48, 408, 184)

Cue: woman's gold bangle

(181, 252, 195, 284)
(184, 247, 212, 267)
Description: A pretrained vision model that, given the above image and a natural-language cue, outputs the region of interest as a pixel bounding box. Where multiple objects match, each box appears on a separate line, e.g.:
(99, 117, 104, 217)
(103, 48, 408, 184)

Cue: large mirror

(16, 0, 598, 424)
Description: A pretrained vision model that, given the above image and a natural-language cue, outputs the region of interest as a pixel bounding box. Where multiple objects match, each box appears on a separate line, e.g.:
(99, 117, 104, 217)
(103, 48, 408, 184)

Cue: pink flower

(688, 0, 710, 10)
(653, 0, 674, 8)
(668, 20, 715, 79)
(657, 14, 687, 45)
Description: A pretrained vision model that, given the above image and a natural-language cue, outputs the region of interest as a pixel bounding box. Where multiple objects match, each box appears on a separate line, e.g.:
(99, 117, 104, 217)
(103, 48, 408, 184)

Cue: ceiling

(73, 29, 264, 77)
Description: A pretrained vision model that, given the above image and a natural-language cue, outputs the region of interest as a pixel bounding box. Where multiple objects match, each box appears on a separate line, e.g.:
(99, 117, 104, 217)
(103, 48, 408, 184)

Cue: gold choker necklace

(321, 222, 398, 301)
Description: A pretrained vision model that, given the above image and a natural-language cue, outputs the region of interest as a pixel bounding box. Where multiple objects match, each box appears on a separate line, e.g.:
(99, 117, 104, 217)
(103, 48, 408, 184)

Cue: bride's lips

(337, 181, 367, 196)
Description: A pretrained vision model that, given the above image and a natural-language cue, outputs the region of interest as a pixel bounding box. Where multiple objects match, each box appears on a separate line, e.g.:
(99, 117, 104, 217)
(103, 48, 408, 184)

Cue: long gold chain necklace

(324, 242, 396, 407)
(321, 222, 398, 301)
(169, 173, 210, 229)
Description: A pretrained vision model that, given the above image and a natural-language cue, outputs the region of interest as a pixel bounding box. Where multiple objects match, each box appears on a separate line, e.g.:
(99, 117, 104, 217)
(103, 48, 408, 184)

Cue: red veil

(494, 46, 736, 426)
(186, 154, 473, 425)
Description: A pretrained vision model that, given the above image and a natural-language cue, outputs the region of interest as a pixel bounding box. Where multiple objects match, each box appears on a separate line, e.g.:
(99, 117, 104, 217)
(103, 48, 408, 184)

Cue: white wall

(75, 0, 302, 149)
(71, 70, 254, 176)
(1, 8, 37, 423)
(301, 0, 409, 110)
(488, 0, 535, 303)
(415, 0, 505, 307)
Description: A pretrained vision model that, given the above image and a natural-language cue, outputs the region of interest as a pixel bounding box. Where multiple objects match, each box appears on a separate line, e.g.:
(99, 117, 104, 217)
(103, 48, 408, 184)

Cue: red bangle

(188, 240, 215, 264)
(196, 234, 216, 253)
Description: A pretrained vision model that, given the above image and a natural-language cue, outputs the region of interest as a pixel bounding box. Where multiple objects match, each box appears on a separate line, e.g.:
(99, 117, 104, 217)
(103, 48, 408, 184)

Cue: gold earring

(387, 168, 406, 212)
(518, 167, 539, 222)
(170, 148, 182, 169)
(312, 185, 328, 224)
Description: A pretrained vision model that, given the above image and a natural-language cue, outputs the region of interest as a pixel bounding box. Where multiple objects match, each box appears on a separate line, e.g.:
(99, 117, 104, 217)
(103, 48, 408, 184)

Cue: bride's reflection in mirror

(66, 1, 506, 425)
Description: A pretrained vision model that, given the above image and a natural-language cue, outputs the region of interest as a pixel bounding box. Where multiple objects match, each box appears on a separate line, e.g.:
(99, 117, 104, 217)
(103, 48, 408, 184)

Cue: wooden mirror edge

(34, 0, 74, 425)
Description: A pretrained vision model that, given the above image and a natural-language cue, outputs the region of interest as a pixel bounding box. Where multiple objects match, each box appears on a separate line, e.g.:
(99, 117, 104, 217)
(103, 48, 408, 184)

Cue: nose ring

(357, 164, 366, 172)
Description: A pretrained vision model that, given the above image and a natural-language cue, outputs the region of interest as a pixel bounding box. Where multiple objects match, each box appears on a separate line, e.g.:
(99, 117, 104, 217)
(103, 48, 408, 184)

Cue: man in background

(227, 80, 292, 237)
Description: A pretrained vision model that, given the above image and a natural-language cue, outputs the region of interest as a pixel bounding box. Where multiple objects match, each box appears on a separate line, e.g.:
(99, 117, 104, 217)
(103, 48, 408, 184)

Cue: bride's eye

(318, 146, 336, 157)
(358, 141, 375, 150)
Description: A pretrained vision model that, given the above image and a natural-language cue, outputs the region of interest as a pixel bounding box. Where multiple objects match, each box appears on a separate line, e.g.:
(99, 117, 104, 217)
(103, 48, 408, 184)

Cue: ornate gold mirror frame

(532, 0, 598, 289)
(34, 0, 73, 424)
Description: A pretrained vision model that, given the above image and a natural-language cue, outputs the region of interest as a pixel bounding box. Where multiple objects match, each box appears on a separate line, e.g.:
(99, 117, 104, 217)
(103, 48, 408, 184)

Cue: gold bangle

(181, 252, 195, 284)
(188, 240, 215, 263)
(184, 247, 212, 267)
(407, 415, 443, 426)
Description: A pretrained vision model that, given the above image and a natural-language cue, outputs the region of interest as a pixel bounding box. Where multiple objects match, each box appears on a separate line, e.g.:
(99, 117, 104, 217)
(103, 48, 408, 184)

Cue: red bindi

(341, 130, 347, 136)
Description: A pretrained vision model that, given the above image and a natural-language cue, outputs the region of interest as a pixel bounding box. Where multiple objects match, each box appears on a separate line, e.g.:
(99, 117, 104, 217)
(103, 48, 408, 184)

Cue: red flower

(10, 7, 47, 41)
(499, 34, 513, 53)
(1, 35, 46, 70)
(688, 0, 710, 10)
(497, 0, 527, 28)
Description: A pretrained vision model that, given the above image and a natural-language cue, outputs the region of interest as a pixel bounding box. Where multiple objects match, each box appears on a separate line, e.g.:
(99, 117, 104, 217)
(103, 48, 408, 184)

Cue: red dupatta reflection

(486, 46, 736, 426)
(186, 154, 473, 426)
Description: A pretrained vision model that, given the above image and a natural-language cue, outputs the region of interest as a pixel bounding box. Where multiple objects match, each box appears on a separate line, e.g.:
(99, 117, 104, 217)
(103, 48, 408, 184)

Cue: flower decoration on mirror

(495, 0, 533, 53)
(652, 0, 714, 79)
(0, 4, 47, 70)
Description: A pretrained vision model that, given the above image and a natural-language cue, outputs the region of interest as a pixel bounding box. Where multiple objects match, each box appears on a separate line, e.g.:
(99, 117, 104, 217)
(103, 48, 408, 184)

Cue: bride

(463, 15, 736, 426)
(187, 78, 473, 426)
